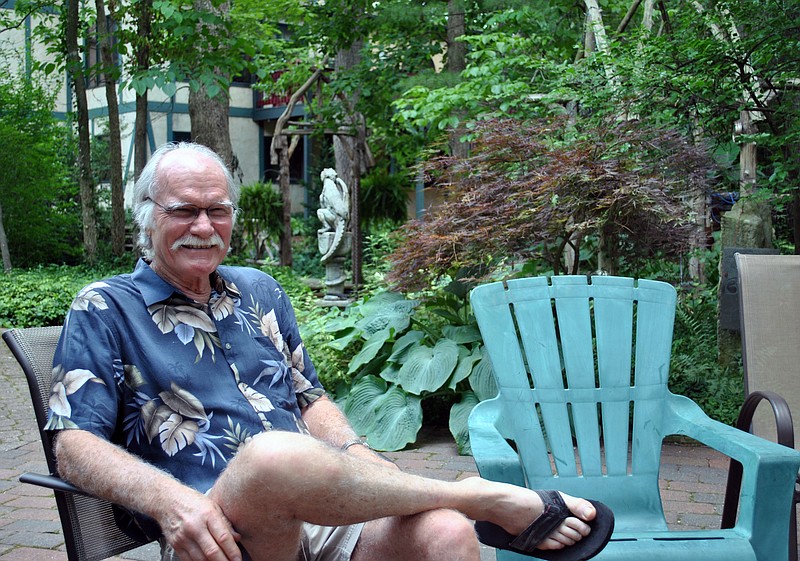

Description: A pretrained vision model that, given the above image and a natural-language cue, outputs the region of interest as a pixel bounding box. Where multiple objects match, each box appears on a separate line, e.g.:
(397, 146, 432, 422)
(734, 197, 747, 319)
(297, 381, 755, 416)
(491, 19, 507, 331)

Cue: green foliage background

(0, 72, 83, 266)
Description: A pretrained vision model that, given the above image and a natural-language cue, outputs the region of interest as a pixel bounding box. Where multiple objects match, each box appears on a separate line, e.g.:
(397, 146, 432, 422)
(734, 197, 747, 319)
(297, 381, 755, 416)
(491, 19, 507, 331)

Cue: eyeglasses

(146, 197, 237, 224)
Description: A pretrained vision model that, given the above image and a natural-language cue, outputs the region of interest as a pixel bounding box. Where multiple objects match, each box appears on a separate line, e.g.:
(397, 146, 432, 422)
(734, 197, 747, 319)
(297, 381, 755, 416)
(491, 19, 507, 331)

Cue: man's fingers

(174, 542, 207, 561)
(207, 517, 242, 561)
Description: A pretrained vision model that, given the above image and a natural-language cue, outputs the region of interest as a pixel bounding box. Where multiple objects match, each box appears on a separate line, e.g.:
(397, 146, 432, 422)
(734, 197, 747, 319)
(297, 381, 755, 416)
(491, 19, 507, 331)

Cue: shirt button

(225, 343, 232, 350)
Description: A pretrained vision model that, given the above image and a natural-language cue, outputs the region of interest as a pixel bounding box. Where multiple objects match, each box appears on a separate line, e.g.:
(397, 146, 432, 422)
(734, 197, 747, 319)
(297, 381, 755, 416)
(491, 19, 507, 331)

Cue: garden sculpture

(317, 168, 350, 262)
(317, 168, 352, 302)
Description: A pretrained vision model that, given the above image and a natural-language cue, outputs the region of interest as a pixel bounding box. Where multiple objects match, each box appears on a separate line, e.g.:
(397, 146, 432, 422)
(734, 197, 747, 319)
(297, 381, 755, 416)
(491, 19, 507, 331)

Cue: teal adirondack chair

(468, 275, 800, 561)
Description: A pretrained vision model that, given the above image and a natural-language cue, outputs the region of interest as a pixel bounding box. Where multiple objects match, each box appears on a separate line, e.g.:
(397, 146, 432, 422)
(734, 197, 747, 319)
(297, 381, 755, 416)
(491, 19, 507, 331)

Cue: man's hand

(157, 488, 242, 561)
(54, 430, 242, 561)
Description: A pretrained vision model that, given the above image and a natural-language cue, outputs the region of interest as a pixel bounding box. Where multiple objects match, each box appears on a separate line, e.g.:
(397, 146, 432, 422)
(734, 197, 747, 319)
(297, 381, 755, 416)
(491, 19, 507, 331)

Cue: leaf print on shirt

(140, 382, 221, 459)
(237, 381, 275, 431)
(159, 413, 199, 456)
(123, 364, 147, 392)
(259, 309, 286, 356)
(210, 289, 237, 321)
(71, 282, 111, 311)
(222, 416, 255, 453)
(148, 301, 221, 362)
(123, 390, 155, 446)
(48, 365, 107, 419)
(159, 383, 208, 421)
(288, 342, 313, 394)
(252, 359, 288, 388)
(291, 343, 305, 374)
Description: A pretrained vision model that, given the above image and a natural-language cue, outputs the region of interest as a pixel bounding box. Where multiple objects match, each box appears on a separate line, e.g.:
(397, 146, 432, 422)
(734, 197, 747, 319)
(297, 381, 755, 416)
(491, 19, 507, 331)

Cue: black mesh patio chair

(2, 326, 156, 561)
(721, 253, 800, 561)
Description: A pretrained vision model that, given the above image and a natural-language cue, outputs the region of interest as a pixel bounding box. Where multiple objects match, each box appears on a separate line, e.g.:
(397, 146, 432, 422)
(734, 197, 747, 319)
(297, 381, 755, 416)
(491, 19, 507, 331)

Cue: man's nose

(190, 210, 216, 231)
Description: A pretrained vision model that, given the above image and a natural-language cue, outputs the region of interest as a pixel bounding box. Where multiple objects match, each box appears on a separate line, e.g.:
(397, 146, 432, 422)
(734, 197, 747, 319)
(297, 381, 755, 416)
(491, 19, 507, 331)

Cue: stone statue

(316, 169, 352, 305)
(317, 168, 350, 263)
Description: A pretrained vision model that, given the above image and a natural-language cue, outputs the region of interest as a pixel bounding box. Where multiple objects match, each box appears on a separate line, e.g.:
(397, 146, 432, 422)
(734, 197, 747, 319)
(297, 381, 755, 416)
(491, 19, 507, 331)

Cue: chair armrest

(665, 392, 800, 559)
(468, 398, 527, 487)
(20, 472, 89, 496)
(665, 393, 800, 465)
(722, 390, 795, 529)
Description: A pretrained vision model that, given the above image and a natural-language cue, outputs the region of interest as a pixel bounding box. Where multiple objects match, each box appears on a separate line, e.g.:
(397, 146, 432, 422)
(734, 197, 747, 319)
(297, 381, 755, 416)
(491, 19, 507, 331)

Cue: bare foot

(460, 478, 595, 550)
(536, 493, 594, 550)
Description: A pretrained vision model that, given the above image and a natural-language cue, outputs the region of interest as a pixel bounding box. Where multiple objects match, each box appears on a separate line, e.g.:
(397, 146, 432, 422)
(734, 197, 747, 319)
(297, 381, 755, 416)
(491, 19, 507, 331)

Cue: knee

(212, 432, 322, 522)
(418, 510, 479, 559)
(239, 431, 313, 472)
(235, 431, 348, 484)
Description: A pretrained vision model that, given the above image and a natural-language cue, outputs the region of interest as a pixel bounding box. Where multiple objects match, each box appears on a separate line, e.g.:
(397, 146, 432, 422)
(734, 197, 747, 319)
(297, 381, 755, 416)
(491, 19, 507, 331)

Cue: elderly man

(46, 142, 610, 561)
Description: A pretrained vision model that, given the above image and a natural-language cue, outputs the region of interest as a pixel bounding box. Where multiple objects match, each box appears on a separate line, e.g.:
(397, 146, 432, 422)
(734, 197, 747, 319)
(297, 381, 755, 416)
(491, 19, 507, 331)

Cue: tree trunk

(688, 117, 708, 282)
(188, 0, 234, 170)
(135, 92, 149, 177)
(446, 0, 466, 74)
(134, 0, 152, 181)
(276, 134, 293, 267)
(447, 0, 469, 160)
(189, 85, 234, 167)
(0, 202, 11, 272)
(65, 0, 97, 263)
(95, 0, 125, 256)
(334, 41, 365, 287)
(584, 0, 618, 86)
(738, 110, 757, 199)
(597, 225, 619, 275)
(794, 191, 800, 255)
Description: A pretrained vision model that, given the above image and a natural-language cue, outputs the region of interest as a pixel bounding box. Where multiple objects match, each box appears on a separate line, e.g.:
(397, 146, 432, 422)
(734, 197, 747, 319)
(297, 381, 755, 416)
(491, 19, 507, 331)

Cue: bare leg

(209, 431, 595, 561)
(352, 510, 480, 561)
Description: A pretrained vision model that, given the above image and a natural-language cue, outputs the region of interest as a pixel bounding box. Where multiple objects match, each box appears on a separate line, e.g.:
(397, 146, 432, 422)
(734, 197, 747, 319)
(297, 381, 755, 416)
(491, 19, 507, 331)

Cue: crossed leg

(209, 431, 595, 561)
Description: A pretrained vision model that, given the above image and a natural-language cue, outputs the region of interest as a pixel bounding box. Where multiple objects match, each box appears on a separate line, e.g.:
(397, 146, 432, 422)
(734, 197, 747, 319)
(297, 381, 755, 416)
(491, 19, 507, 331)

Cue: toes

(537, 517, 591, 550)
(561, 493, 596, 522)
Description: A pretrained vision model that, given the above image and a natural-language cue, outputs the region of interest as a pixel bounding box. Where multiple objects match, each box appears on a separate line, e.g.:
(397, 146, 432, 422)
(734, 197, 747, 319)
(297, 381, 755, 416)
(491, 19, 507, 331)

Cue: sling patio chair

(2, 326, 156, 561)
(468, 275, 800, 561)
(721, 253, 800, 561)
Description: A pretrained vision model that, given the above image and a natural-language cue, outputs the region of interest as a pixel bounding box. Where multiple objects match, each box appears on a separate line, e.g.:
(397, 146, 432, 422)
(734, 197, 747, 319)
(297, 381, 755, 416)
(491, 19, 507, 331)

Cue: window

(172, 131, 192, 143)
(263, 137, 304, 184)
(85, 16, 119, 89)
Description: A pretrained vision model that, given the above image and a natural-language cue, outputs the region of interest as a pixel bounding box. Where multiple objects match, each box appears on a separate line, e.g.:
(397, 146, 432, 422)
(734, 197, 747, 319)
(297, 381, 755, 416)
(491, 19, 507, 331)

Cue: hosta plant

(329, 285, 497, 454)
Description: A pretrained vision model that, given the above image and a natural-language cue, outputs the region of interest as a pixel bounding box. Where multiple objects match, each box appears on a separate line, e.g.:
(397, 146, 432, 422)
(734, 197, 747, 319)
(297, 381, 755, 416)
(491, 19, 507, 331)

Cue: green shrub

(359, 168, 412, 226)
(290, 215, 327, 279)
(236, 182, 283, 262)
(317, 270, 497, 454)
(0, 264, 129, 328)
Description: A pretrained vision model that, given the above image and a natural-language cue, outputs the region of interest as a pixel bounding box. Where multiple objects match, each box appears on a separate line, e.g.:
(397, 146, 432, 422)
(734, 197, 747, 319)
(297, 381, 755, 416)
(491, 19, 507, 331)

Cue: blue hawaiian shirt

(45, 259, 325, 496)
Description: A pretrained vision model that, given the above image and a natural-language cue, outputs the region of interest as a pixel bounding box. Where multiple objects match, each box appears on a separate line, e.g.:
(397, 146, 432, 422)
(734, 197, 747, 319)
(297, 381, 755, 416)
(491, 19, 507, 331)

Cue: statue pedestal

(317, 231, 353, 307)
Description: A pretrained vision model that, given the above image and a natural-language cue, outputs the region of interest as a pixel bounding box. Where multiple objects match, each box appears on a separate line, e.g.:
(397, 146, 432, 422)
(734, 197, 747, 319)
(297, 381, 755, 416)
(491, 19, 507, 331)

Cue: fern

(669, 285, 743, 425)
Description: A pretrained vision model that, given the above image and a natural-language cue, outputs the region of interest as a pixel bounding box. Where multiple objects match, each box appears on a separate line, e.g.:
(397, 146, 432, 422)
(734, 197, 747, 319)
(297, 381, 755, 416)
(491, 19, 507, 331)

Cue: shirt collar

(131, 259, 183, 307)
(131, 259, 239, 307)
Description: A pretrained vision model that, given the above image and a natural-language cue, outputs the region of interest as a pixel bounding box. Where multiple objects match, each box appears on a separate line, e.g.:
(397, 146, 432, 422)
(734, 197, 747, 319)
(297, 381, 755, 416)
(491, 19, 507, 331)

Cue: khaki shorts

(160, 522, 365, 561)
(297, 522, 365, 561)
